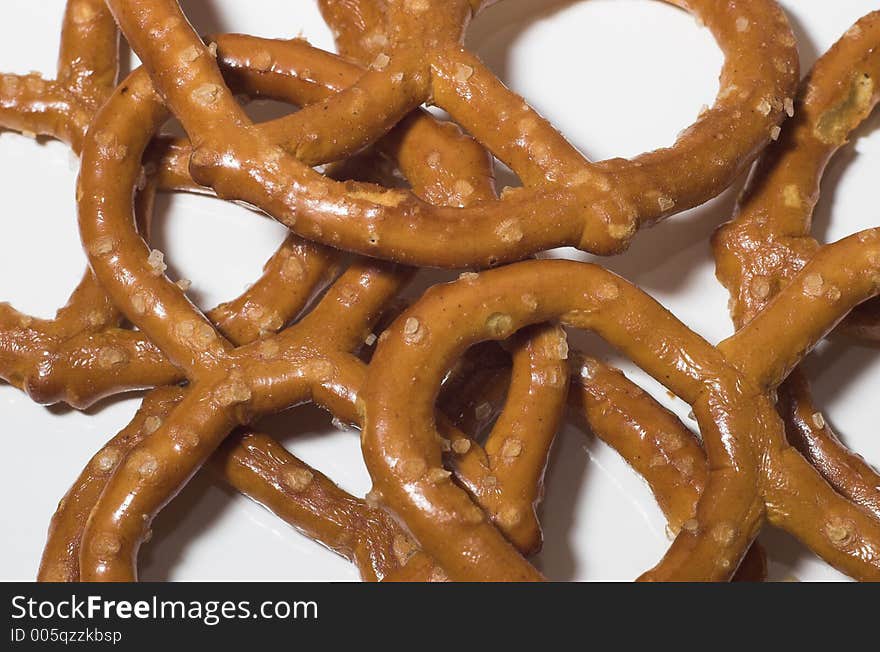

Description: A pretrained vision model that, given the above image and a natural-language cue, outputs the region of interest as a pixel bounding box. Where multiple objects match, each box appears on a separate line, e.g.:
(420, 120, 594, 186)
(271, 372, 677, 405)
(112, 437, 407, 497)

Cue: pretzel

(362, 232, 880, 581)
(97, 0, 798, 268)
(32, 30, 764, 580)
(713, 12, 880, 521)
(59, 34, 766, 580)
(0, 3, 345, 409)
(0, 0, 129, 401)
(22, 8, 484, 578)
(20, 9, 561, 581)
(1, 1, 804, 580)
(69, 29, 558, 580)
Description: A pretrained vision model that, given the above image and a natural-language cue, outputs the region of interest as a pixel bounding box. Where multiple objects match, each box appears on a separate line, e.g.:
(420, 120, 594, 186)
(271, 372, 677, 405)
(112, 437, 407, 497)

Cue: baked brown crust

(99, 0, 797, 267)
(8, 0, 878, 582)
(713, 12, 880, 526)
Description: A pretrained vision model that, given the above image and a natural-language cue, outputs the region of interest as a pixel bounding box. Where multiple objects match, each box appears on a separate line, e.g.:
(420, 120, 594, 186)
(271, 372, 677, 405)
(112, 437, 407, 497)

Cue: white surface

(1, 0, 879, 582)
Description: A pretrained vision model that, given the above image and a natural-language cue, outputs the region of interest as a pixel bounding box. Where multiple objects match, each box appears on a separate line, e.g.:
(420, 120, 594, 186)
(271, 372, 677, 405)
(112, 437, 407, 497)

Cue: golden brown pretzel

(70, 36, 559, 580)
(62, 41, 747, 579)
(5, 29, 497, 409)
(0, 5, 344, 409)
(713, 12, 880, 521)
(10, 0, 784, 584)
(362, 238, 880, 581)
(29, 11, 564, 581)
(0, 0, 133, 403)
(29, 12, 490, 578)
(99, 0, 798, 267)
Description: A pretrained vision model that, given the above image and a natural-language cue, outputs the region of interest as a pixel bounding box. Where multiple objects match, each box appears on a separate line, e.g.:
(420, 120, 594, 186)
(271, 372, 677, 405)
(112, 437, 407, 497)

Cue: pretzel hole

(467, 0, 721, 160)
(0, 133, 86, 318)
(150, 191, 288, 312)
(534, 419, 673, 580)
(139, 403, 368, 581)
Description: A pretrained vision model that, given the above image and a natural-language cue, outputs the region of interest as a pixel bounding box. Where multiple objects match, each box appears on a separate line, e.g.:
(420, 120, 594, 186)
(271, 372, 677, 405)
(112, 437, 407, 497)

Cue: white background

(1, 0, 879, 581)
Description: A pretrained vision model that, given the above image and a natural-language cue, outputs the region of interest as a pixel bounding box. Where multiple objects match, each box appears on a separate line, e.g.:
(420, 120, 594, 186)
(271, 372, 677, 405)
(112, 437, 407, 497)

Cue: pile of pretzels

(3, 0, 880, 582)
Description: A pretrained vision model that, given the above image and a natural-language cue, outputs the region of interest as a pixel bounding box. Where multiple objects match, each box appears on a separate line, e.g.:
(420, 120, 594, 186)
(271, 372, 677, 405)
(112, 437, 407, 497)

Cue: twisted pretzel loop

(98, 0, 798, 268)
(713, 12, 880, 522)
(43, 6, 756, 580)
(363, 236, 880, 580)
(27, 5, 563, 582)
(69, 26, 565, 580)
(4, 0, 875, 582)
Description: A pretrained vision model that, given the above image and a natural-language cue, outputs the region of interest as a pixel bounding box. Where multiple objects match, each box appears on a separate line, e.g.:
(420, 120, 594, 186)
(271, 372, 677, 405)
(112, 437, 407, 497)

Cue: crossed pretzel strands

(45, 339, 767, 581)
(0, 2, 344, 410)
(99, 0, 799, 268)
(442, 347, 767, 579)
(18, 5, 556, 582)
(7, 1, 871, 581)
(37, 5, 762, 581)
(223, 6, 766, 577)
(713, 12, 880, 521)
(19, 2, 481, 579)
(362, 235, 880, 581)
(17, 0, 772, 580)
(1, 21, 505, 410)
(65, 21, 563, 580)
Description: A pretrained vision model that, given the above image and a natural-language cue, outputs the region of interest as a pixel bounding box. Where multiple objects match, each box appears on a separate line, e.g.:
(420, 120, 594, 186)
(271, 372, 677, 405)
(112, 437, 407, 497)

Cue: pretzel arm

(765, 447, 880, 581)
(777, 369, 880, 522)
(0, 74, 86, 146)
(568, 354, 767, 581)
(57, 0, 119, 109)
(1, 0, 118, 143)
(449, 324, 569, 554)
(39, 387, 183, 582)
(253, 0, 472, 165)
(569, 356, 707, 531)
(714, 12, 880, 330)
(216, 430, 446, 582)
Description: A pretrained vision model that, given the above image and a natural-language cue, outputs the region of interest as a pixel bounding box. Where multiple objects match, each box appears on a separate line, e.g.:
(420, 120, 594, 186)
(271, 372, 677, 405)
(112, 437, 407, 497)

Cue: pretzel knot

(363, 241, 880, 581)
(100, 0, 798, 267)
(66, 20, 566, 580)
(8, 0, 876, 582)
(37, 2, 764, 582)
(714, 13, 880, 523)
